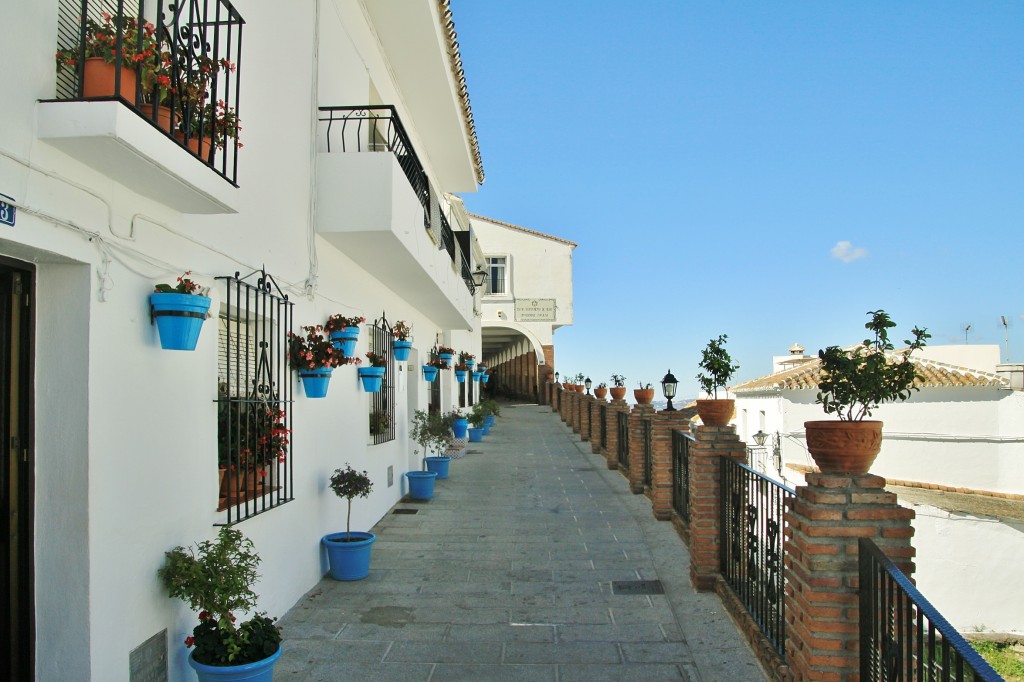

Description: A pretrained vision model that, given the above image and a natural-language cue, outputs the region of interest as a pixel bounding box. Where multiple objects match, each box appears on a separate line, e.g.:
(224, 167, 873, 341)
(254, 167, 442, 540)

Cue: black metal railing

(56, 0, 244, 184)
(318, 105, 429, 219)
(369, 314, 395, 445)
(586, 400, 593, 437)
(439, 210, 456, 262)
(720, 458, 794, 658)
(672, 430, 692, 522)
(859, 538, 1001, 681)
(617, 411, 630, 470)
(642, 418, 653, 488)
(599, 404, 608, 449)
(216, 269, 293, 524)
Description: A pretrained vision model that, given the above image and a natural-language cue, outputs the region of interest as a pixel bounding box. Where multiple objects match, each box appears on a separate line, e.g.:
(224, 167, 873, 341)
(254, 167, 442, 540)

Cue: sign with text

(515, 298, 556, 322)
(0, 193, 15, 227)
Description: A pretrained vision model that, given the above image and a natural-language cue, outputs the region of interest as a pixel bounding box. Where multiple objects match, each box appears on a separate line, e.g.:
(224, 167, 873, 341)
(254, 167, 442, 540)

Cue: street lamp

(752, 430, 769, 447)
(554, 371, 560, 385)
(470, 266, 488, 293)
(584, 377, 592, 395)
(661, 369, 679, 411)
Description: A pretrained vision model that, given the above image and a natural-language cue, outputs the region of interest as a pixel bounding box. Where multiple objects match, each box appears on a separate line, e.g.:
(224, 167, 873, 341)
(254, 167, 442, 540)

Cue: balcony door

(0, 258, 34, 681)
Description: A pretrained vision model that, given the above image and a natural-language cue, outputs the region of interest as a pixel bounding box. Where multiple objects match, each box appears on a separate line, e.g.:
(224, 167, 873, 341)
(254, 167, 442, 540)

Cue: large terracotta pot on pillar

(803, 420, 883, 474)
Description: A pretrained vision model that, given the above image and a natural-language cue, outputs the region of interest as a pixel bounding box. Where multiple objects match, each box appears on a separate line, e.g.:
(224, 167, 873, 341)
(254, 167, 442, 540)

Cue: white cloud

(831, 240, 867, 263)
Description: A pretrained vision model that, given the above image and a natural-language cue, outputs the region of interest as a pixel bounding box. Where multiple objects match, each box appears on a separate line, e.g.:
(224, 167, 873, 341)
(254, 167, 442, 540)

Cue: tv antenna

(961, 323, 972, 344)
(1000, 316, 1010, 361)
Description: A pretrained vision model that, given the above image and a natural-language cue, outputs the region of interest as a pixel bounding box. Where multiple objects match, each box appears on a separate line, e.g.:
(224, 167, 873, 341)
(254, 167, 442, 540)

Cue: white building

(0, 1, 510, 679)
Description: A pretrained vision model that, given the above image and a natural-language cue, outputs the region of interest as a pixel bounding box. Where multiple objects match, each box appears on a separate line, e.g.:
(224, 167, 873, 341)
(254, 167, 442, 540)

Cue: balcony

(37, 0, 243, 214)
(315, 106, 474, 329)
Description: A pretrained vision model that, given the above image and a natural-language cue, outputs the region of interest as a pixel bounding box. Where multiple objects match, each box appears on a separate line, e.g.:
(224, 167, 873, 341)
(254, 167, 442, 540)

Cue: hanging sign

(0, 193, 15, 227)
(515, 298, 556, 322)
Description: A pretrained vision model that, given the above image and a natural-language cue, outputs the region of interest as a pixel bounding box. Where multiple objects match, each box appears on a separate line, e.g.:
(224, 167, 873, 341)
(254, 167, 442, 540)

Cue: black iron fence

(369, 314, 396, 445)
(617, 411, 629, 470)
(642, 417, 653, 488)
(720, 458, 794, 658)
(56, 0, 244, 184)
(318, 105, 429, 222)
(599, 404, 608, 449)
(672, 430, 692, 522)
(858, 538, 1001, 681)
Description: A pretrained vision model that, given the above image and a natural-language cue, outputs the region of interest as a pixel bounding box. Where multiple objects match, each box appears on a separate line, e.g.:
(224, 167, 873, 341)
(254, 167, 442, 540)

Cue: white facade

(0, 1, 490, 680)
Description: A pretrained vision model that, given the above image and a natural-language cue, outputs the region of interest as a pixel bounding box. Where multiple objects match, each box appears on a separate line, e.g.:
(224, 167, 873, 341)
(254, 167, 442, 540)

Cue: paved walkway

(275, 403, 767, 681)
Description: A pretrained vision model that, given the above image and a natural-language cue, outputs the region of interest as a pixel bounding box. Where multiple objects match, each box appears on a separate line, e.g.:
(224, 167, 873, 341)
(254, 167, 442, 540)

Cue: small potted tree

(321, 464, 375, 580)
(807, 309, 929, 474)
(159, 527, 282, 680)
(696, 334, 739, 426)
(609, 375, 627, 401)
(467, 405, 486, 442)
(150, 271, 211, 351)
(407, 409, 451, 498)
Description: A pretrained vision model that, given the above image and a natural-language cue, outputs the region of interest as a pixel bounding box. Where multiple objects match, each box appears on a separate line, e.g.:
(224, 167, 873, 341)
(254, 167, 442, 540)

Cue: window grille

(429, 361, 441, 414)
(369, 314, 396, 445)
(486, 256, 507, 295)
(216, 270, 293, 524)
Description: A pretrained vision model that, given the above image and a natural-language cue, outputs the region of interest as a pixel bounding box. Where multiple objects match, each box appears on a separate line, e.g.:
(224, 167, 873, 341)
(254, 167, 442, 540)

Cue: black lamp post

(584, 377, 592, 395)
(554, 371, 560, 385)
(661, 369, 679, 411)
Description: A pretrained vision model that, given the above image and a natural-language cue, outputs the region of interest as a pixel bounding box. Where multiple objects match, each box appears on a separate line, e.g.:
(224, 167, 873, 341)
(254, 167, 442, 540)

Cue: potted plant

(369, 410, 391, 436)
(392, 320, 413, 361)
(178, 98, 241, 158)
(422, 356, 445, 382)
(321, 464, 375, 580)
(573, 373, 586, 393)
(158, 527, 282, 680)
(408, 409, 451, 498)
(593, 382, 608, 400)
(217, 401, 289, 506)
(287, 325, 350, 398)
(696, 334, 739, 426)
(55, 12, 161, 100)
(150, 271, 211, 351)
(459, 350, 476, 370)
(357, 351, 386, 392)
(609, 375, 627, 401)
(807, 309, 930, 474)
(635, 382, 655, 405)
(479, 400, 500, 430)
(437, 345, 456, 363)
(325, 314, 365, 358)
(467, 406, 486, 442)
(454, 361, 469, 383)
(449, 408, 469, 441)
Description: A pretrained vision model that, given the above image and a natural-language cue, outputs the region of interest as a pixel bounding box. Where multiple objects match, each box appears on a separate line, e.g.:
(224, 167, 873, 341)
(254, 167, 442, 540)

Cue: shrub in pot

(322, 464, 375, 580)
(408, 409, 451, 496)
(609, 374, 627, 401)
(807, 309, 929, 474)
(696, 334, 739, 426)
(159, 527, 282, 680)
(634, 382, 655, 405)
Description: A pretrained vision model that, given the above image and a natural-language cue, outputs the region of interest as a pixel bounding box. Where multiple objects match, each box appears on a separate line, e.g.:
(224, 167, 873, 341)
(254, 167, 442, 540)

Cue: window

(486, 256, 507, 296)
(216, 270, 293, 523)
(369, 315, 396, 445)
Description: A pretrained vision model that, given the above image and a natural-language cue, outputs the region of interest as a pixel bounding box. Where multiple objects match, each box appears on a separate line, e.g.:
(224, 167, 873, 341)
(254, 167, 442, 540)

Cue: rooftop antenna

(961, 323, 972, 344)
(1000, 316, 1010, 362)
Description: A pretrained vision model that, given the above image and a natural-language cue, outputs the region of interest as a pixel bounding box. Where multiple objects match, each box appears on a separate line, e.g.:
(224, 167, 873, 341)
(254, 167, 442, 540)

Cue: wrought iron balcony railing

(55, 0, 244, 185)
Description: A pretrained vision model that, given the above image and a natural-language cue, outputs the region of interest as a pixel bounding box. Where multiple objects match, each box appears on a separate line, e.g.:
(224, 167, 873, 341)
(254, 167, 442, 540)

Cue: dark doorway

(1, 257, 34, 681)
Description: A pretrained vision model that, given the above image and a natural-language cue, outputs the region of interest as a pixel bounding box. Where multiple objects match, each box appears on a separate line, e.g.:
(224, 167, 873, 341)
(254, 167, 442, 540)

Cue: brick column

(590, 400, 606, 454)
(688, 425, 746, 590)
(785, 473, 916, 682)
(627, 404, 656, 494)
(651, 411, 690, 520)
(580, 396, 593, 442)
(551, 384, 560, 412)
(603, 399, 629, 471)
(560, 388, 571, 423)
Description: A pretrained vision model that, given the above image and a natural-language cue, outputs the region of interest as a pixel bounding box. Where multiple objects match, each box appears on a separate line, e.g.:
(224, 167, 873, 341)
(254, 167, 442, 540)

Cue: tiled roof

(439, 0, 485, 185)
(469, 213, 578, 247)
(732, 352, 1008, 392)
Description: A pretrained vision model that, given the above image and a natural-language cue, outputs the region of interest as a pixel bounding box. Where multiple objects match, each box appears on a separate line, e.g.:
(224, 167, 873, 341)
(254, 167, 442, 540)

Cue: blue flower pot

(472, 371, 482, 382)
(330, 327, 359, 358)
(438, 352, 454, 363)
(468, 427, 484, 442)
(484, 415, 496, 428)
(482, 423, 490, 435)
(150, 293, 211, 351)
(393, 340, 413, 361)
(298, 366, 332, 398)
(322, 531, 376, 581)
(465, 358, 475, 369)
(425, 456, 451, 479)
(455, 370, 467, 383)
(481, 374, 490, 383)
(358, 366, 385, 392)
(422, 365, 438, 382)
(405, 470, 438, 499)
(188, 646, 282, 682)
(452, 417, 468, 439)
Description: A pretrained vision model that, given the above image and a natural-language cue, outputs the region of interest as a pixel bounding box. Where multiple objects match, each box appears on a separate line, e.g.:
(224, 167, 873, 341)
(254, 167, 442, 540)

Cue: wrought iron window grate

(672, 430, 692, 522)
(617, 411, 630, 470)
(369, 314, 395, 445)
(216, 270, 293, 524)
(642, 418, 653, 488)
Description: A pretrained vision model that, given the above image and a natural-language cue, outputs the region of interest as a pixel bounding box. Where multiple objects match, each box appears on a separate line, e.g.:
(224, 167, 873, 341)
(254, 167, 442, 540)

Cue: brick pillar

(590, 399, 606, 454)
(560, 388, 571, 423)
(573, 391, 585, 434)
(627, 404, 656, 494)
(688, 425, 746, 591)
(785, 473, 916, 682)
(651, 411, 690, 520)
(603, 400, 629, 471)
(580, 395, 593, 442)
(551, 384, 559, 412)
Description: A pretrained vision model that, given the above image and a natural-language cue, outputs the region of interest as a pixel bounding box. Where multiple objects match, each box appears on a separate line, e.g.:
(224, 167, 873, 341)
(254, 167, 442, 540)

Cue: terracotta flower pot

(81, 57, 137, 99)
(634, 388, 655, 405)
(593, 387, 608, 400)
(696, 399, 734, 426)
(609, 386, 627, 401)
(804, 420, 883, 474)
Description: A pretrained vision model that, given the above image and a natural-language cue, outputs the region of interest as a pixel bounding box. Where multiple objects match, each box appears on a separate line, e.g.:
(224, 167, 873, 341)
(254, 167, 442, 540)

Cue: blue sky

(452, 1, 1024, 397)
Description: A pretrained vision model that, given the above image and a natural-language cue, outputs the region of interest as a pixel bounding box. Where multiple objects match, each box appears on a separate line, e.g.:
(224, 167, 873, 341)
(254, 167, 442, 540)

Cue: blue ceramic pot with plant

(468, 427, 484, 442)
(424, 456, 451, 479)
(188, 646, 281, 682)
(405, 470, 437, 499)
(358, 366, 385, 392)
(455, 369, 467, 383)
(452, 417, 468, 439)
(393, 340, 413, 362)
(422, 365, 438, 382)
(150, 271, 210, 351)
(298, 366, 333, 398)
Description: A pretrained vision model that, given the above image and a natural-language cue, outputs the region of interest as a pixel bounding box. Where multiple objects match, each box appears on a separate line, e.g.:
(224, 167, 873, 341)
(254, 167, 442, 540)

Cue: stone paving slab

(275, 402, 768, 681)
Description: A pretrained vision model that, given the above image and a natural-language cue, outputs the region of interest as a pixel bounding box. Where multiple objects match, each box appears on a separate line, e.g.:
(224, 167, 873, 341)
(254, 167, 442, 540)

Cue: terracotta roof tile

(439, 0, 484, 184)
(469, 213, 578, 247)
